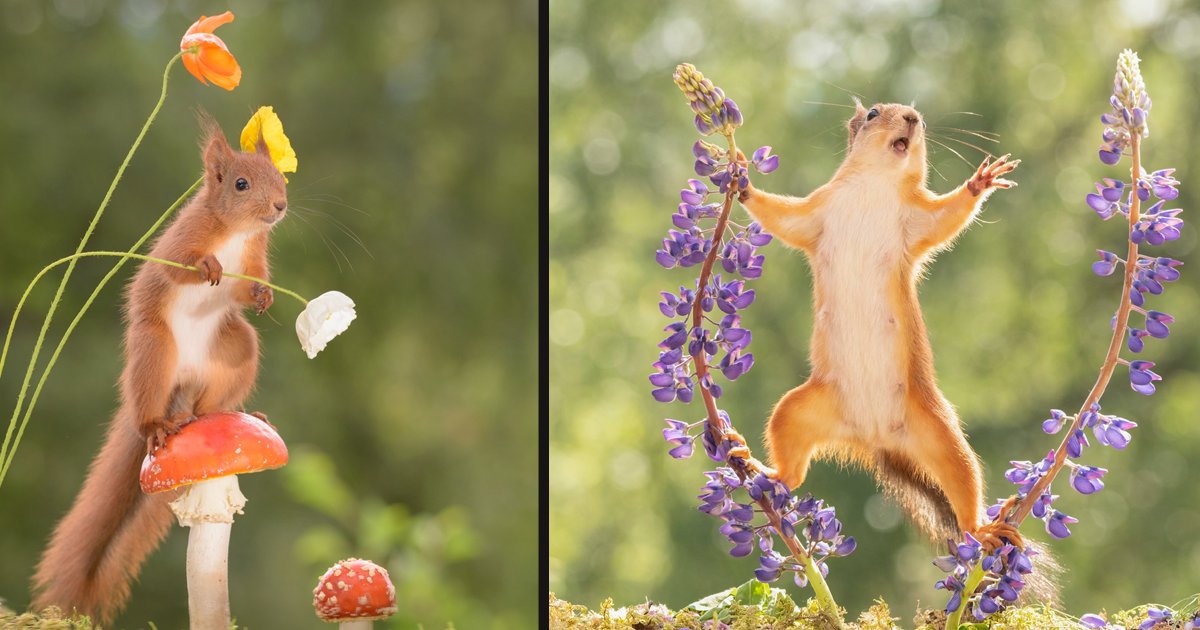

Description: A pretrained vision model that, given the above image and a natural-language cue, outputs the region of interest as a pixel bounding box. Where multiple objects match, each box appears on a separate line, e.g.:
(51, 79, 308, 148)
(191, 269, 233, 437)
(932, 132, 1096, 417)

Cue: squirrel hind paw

(972, 520, 1025, 553)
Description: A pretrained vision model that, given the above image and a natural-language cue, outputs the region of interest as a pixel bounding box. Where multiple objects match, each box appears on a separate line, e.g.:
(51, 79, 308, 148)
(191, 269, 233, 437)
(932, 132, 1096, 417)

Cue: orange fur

(32, 122, 287, 624)
(740, 102, 1018, 543)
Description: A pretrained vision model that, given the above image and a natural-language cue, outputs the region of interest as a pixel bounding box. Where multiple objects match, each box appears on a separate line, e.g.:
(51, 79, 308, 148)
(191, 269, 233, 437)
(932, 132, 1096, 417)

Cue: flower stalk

(658, 64, 845, 624)
(1005, 132, 1141, 526)
(938, 49, 1180, 624)
(0, 250, 313, 486)
(0, 52, 182, 485)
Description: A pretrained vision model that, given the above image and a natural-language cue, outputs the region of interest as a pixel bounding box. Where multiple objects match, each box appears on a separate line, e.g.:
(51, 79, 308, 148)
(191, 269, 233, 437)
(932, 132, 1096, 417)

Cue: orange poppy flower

(180, 12, 241, 91)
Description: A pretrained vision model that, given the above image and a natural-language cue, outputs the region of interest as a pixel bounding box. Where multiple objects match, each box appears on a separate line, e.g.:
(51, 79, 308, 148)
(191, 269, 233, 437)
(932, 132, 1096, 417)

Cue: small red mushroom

(141, 411, 288, 630)
(313, 558, 397, 629)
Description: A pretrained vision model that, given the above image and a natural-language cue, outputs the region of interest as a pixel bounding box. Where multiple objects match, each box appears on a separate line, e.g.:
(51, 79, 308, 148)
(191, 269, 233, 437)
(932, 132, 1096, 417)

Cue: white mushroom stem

(338, 622, 373, 630)
(168, 474, 246, 630)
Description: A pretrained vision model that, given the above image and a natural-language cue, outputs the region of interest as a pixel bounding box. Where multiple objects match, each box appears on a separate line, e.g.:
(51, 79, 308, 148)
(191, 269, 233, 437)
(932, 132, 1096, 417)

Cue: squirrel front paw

(144, 411, 194, 454)
(251, 282, 274, 314)
(966, 154, 1020, 196)
(196, 254, 223, 286)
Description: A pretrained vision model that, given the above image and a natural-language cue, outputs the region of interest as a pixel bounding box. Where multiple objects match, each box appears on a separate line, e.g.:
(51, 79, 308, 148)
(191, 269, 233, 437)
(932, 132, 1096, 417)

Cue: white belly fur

(169, 232, 250, 383)
(815, 186, 910, 441)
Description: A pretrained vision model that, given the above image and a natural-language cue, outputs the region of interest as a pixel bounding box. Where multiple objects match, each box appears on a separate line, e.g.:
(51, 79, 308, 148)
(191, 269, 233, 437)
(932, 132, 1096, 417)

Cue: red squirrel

(32, 118, 287, 623)
(733, 101, 1023, 550)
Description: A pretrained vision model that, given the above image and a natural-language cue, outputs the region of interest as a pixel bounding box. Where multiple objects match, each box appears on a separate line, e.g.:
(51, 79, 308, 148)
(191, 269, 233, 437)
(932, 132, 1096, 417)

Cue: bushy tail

(32, 412, 173, 624)
(873, 452, 1061, 606)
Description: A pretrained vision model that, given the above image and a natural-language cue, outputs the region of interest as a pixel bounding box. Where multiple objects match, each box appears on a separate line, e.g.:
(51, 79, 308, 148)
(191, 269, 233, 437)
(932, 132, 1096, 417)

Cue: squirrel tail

(873, 452, 1061, 606)
(32, 411, 173, 624)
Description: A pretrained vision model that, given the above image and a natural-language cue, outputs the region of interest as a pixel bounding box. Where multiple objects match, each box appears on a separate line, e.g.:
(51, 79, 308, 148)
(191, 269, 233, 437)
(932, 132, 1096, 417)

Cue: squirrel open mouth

(892, 137, 910, 155)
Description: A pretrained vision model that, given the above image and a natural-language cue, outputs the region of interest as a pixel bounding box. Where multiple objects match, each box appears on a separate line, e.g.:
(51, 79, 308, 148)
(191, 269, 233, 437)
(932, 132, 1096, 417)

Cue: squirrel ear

(203, 132, 234, 184)
(847, 98, 868, 148)
(255, 131, 271, 159)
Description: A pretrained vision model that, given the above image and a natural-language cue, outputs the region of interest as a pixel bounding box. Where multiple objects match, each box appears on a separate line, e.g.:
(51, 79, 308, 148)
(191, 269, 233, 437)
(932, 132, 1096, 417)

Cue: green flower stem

(0, 249, 307, 485)
(944, 563, 987, 629)
(0, 51, 182, 480)
(0, 176, 199, 476)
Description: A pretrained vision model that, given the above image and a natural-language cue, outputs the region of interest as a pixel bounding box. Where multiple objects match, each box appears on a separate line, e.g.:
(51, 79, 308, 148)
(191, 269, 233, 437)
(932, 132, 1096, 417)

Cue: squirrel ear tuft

(255, 131, 270, 159)
(203, 131, 234, 184)
(846, 98, 868, 148)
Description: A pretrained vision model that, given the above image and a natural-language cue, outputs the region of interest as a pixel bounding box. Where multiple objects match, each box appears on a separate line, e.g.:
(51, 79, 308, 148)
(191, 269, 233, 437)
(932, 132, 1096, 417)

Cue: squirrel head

(844, 100, 927, 177)
(199, 120, 288, 232)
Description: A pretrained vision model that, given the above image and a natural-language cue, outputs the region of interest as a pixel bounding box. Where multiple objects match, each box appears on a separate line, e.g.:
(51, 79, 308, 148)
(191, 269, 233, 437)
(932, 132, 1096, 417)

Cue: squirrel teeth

(892, 137, 910, 155)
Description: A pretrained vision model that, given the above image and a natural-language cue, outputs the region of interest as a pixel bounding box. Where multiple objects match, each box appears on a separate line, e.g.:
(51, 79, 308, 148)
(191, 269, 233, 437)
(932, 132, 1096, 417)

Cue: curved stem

(0, 249, 307, 485)
(944, 564, 986, 629)
(689, 131, 840, 622)
(0, 177, 199, 478)
(0, 52, 180, 476)
(1007, 133, 1141, 525)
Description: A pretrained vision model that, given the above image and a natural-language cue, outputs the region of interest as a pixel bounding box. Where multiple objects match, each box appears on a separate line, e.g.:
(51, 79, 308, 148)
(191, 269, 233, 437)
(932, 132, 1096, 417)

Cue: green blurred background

(0, 1, 536, 628)
(550, 0, 1200, 621)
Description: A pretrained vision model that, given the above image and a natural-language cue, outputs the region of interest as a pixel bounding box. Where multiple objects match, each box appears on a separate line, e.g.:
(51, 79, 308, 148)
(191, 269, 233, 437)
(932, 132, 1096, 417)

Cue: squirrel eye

(866, 108, 880, 121)
(235, 178, 250, 192)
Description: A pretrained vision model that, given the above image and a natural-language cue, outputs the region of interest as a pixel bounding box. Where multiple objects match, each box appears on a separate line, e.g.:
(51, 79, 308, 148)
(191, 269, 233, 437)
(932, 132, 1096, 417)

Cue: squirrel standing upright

(734, 101, 1022, 549)
(32, 118, 288, 623)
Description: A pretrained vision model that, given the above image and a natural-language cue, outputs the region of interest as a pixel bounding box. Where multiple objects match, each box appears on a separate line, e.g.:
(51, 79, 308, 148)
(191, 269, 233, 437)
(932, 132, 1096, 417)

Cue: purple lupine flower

(1139, 256, 1183, 283)
(750, 146, 779, 174)
(1070, 464, 1107, 494)
(1138, 168, 1180, 200)
(712, 277, 755, 314)
(1092, 415, 1137, 449)
(1144, 310, 1173, 338)
(1045, 510, 1078, 538)
(1030, 491, 1056, 519)
(1087, 180, 1127, 219)
(754, 549, 787, 582)
(1128, 359, 1161, 395)
(1131, 201, 1184, 245)
(680, 178, 711, 205)
(1127, 328, 1149, 353)
(1080, 613, 1109, 629)
(662, 419, 699, 459)
(1066, 427, 1089, 457)
(1093, 250, 1121, 275)
(659, 287, 694, 317)
(693, 140, 722, 176)
(718, 349, 754, 381)
(1042, 409, 1070, 434)
(745, 222, 772, 246)
(1139, 607, 1172, 630)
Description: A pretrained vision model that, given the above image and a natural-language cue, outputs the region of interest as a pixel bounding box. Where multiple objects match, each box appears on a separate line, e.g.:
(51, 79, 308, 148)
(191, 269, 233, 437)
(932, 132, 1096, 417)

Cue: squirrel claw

(251, 283, 274, 315)
(196, 254, 223, 286)
(972, 520, 1025, 553)
(145, 412, 193, 454)
(967, 153, 1020, 196)
(246, 410, 276, 430)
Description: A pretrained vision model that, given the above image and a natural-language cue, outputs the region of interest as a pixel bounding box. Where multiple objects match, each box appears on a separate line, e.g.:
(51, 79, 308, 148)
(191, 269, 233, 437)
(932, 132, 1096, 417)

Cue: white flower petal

(296, 290, 357, 359)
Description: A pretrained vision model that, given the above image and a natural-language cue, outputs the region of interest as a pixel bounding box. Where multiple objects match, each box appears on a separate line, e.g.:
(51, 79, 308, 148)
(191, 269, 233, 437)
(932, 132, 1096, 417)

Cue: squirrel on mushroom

(32, 115, 288, 623)
(728, 99, 1056, 596)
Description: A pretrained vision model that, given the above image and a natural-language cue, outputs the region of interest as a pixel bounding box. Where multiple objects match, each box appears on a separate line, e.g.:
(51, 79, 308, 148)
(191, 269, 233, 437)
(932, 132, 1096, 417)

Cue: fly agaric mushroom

(140, 411, 288, 630)
(313, 558, 398, 628)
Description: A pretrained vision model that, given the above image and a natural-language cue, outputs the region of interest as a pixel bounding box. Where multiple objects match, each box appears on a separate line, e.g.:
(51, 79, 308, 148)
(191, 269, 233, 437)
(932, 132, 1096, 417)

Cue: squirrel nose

(273, 200, 287, 212)
(903, 114, 919, 125)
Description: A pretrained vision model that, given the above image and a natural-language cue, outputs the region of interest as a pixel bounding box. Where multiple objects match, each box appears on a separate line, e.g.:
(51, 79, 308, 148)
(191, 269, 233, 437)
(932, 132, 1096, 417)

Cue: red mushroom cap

(139, 411, 288, 493)
(312, 558, 398, 622)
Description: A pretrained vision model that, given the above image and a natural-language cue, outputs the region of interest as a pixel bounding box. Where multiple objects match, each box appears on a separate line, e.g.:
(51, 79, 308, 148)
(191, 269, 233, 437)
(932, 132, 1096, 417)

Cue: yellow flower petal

(240, 106, 297, 180)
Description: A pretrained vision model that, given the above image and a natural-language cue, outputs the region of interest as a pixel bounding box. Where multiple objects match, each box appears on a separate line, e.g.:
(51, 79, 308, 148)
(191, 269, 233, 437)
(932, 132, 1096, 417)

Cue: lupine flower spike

(653, 64, 848, 616)
(937, 49, 1183, 627)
